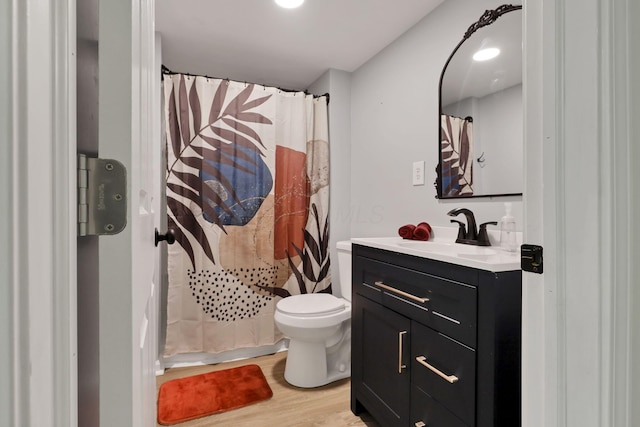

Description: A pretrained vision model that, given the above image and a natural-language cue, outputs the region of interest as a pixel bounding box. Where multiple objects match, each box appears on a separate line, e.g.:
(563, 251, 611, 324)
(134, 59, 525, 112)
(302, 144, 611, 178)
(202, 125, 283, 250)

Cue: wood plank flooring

(156, 351, 380, 427)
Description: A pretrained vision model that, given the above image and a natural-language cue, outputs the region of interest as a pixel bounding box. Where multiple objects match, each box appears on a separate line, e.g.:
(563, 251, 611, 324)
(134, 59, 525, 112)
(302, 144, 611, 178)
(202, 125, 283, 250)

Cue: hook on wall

(477, 151, 486, 168)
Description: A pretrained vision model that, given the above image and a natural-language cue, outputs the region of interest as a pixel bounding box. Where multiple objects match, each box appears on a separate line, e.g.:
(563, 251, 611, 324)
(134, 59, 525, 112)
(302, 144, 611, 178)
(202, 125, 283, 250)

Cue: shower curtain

(440, 114, 474, 197)
(162, 74, 331, 356)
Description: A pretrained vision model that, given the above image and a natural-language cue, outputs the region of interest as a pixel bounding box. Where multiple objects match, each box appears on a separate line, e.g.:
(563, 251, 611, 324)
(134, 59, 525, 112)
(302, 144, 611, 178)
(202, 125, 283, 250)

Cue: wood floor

(156, 351, 380, 427)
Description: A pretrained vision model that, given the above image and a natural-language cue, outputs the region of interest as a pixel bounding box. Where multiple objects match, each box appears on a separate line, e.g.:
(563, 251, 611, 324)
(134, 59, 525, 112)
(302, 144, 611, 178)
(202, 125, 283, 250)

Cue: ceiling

(156, 0, 446, 91)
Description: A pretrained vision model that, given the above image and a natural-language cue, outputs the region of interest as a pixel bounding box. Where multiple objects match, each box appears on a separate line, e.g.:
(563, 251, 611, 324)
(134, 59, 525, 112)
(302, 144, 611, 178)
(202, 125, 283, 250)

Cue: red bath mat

(157, 364, 273, 425)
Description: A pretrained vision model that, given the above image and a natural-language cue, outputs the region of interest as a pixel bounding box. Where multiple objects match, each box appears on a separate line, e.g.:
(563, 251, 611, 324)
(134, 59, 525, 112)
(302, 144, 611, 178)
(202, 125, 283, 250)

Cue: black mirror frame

(436, 4, 523, 199)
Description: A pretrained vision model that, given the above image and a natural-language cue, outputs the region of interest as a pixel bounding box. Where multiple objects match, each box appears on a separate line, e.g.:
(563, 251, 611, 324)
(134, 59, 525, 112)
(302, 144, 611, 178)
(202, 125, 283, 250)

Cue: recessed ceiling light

(275, 0, 304, 8)
(473, 47, 500, 61)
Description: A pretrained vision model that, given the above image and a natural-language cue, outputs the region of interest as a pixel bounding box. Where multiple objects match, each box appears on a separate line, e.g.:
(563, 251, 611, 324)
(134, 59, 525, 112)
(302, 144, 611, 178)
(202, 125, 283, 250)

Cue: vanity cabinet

(351, 244, 521, 427)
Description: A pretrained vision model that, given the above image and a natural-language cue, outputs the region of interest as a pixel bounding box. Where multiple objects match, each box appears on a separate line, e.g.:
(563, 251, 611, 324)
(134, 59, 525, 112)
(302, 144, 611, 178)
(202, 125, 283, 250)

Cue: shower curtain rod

(161, 65, 330, 104)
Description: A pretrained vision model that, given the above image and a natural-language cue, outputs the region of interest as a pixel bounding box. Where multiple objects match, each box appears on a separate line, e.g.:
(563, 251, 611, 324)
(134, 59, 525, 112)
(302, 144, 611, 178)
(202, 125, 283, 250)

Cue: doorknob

(155, 228, 176, 247)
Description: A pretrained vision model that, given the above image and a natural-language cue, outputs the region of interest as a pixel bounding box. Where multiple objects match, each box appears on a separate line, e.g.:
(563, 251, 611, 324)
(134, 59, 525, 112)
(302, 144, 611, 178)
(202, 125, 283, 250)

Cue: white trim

(2, 1, 18, 425)
(598, 2, 616, 426)
(8, 0, 77, 425)
(25, 0, 56, 416)
(525, 1, 638, 426)
(597, 1, 640, 425)
(154, 32, 165, 376)
(522, 0, 554, 424)
(13, 0, 30, 423)
(608, 1, 637, 426)
(52, 0, 78, 425)
(630, 0, 640, 422)
(628, 2, 640, 425)
(550, 0, 565, 424)
(559, 0, 610, 425)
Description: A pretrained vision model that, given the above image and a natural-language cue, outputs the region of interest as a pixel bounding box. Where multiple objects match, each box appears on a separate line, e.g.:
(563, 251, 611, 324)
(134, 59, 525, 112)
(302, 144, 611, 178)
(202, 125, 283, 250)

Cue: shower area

(160, 72, 332, 365)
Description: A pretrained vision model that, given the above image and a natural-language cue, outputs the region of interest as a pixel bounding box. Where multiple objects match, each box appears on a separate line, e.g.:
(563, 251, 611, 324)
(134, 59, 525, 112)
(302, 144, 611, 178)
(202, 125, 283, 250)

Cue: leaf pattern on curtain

(163, 74, 331, 355)
(285, 203, 331, 295)
(440, 114, 474, 197)
(166, 76, 273, 268)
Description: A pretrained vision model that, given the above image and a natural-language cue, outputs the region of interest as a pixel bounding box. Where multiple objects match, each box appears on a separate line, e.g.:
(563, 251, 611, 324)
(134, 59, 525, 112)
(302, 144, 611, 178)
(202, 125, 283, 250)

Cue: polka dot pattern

(187, 267, 278, 322)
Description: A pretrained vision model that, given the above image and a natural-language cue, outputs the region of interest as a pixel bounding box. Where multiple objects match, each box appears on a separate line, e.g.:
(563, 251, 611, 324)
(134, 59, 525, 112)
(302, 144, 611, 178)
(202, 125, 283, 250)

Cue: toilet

(274, 240, 352, 388)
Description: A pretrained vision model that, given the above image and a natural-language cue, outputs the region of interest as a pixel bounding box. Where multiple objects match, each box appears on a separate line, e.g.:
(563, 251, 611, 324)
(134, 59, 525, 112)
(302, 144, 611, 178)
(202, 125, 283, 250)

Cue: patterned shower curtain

(440, 114, 474, 197)
(162, 74, 331, 356)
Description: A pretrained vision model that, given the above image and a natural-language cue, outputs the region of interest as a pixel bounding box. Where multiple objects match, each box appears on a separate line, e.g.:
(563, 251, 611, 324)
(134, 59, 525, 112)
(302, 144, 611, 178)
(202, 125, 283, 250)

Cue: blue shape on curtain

(200, 144, 273, 226)
(441, 166, 459, 196)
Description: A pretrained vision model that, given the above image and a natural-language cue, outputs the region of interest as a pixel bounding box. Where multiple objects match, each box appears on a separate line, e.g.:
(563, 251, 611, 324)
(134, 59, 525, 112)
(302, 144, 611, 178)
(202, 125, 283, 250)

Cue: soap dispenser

(499, 202, 517, 252)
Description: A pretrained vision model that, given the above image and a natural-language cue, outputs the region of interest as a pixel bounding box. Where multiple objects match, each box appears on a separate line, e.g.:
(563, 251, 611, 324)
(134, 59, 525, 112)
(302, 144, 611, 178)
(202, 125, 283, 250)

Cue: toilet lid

(277, 294, 345, 317)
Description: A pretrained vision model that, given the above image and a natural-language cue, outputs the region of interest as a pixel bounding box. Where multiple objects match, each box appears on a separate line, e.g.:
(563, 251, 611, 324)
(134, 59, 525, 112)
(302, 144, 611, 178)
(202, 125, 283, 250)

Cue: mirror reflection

(438, 5, 523, 199)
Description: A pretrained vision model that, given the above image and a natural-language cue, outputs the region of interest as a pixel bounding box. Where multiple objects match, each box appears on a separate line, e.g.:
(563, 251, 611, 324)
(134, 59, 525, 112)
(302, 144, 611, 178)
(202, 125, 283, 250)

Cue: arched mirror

(437, 4, 523, 199)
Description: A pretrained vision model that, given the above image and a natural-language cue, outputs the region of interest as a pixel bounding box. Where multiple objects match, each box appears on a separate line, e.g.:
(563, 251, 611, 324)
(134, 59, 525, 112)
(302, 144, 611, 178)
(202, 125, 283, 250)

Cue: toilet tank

(336, 241, 352, 302)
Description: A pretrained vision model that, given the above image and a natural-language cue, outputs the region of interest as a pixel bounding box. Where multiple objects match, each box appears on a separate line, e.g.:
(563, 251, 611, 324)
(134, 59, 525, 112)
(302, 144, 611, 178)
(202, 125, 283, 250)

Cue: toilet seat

(277, 294, 345, 317)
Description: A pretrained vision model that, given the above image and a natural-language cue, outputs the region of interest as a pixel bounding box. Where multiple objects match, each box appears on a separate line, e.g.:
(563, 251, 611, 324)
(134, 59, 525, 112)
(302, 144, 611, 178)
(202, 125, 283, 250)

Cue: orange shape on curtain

(274, 146, 310, 260)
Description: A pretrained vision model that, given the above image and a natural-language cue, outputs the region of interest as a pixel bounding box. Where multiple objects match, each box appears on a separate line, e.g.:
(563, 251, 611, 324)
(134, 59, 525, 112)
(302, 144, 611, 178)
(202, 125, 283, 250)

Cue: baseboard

(158, 340, 289, 373)
(155, 359, 165, 376)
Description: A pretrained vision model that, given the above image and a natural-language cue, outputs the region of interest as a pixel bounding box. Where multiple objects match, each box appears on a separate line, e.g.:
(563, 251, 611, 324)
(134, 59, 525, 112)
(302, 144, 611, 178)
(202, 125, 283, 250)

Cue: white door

(98, 1, 159, 426)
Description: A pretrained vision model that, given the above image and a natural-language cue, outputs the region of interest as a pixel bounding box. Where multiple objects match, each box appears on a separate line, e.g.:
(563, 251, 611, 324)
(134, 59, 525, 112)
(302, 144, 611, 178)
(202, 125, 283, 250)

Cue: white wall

(350, 0, 523, 239)
(475, 84, 523, 194)
(443, 84, 523, 195)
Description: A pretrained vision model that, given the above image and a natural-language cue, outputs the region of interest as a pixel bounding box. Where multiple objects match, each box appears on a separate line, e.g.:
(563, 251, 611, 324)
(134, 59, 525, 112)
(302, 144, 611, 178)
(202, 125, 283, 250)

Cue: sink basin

(396, 240, 498, 257)
(351, 233, 521, 272)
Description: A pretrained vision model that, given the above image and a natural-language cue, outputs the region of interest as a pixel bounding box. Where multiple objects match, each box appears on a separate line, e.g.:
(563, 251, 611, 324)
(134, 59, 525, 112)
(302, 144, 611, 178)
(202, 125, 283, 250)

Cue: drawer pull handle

(416, 356, 459, 383)
(374, 281, 429, 303)
(415, 422, 426, 427)
(398, 331, 407, 373)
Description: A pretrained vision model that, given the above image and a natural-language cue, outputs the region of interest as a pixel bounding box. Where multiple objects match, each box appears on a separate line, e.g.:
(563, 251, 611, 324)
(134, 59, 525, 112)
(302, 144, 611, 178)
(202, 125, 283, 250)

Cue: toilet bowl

(274, 240, 352, 388)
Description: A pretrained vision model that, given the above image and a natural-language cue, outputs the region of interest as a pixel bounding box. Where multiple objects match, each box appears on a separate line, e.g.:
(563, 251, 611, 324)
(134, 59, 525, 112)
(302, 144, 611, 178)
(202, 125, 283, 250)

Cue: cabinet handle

(398, 331, 407, 373)
(415, 356, 459, 383)
(374, 281, 430, 304)
(415, 422, 426, 427)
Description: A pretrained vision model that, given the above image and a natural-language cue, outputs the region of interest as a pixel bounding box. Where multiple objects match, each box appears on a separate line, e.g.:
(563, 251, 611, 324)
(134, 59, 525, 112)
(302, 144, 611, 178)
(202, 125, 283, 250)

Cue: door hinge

(78, 154, 127, 236)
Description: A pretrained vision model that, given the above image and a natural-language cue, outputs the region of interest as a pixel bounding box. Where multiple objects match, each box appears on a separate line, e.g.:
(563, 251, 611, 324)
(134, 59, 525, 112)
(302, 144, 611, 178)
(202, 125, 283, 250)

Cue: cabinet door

(353, 295, 411, 427)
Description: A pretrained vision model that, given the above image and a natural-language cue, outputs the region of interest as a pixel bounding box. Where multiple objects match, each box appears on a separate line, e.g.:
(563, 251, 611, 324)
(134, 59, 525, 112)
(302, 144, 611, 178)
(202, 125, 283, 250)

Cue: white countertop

(351, 226, 522, 272)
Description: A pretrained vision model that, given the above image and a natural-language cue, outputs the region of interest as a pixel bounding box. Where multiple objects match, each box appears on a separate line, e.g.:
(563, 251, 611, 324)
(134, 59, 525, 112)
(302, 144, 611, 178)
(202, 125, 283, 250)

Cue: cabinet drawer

(354, 256, 477, 347)
(411, 386, 469, 427)
(411, 322, 476, 426)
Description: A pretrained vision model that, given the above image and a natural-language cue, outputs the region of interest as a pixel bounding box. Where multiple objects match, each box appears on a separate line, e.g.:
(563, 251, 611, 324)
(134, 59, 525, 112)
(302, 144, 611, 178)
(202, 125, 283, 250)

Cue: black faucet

(447, 208, 496, 246)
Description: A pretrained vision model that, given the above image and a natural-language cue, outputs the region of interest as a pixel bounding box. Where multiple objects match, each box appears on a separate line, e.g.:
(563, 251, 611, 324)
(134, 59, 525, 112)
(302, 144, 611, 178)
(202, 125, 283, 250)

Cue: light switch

(412, 161, 425, 186)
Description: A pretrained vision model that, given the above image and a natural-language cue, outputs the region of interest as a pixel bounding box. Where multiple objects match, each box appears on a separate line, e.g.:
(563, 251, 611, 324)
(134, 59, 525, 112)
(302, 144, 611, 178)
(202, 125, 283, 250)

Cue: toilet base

(283, 332, 351, 388)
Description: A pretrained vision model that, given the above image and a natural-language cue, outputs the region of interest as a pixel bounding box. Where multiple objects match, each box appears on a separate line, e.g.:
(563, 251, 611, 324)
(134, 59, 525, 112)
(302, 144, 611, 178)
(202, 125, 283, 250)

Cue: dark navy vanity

(350, 240, 521, 427)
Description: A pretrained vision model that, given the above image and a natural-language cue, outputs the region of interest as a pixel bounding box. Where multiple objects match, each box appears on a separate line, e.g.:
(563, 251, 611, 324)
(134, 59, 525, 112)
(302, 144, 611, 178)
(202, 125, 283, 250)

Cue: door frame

(7, 0, 639, 426)
(4, 0, 77, 425)
(523, 0, 639, 426)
